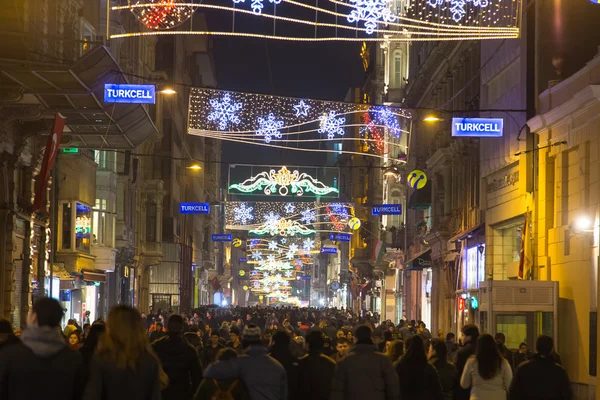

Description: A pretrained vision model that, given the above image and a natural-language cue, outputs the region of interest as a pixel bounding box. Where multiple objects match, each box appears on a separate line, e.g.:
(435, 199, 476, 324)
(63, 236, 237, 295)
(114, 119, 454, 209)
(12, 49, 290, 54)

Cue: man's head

(305, 329, 325, 352)
(242, 324, 263, 347)
(141, 313, 146, 319)
(271, 330, 291, 348)
(167, 315, 184, 334)
(336, 330, 346, 339)
(28, 297, 64, 328)
(495, 332, 506, 345)
(194, 312, 199, 319)
(536, 335, 554, 356)
(354, 325, 373, 344)
(188, 324, 199, 334)
(210, 331, 220, 346)
(230, 327, 241, 343)
(155, 322, 163, 331)
(461, 324, 479, 343)
(336, 337, 350, 356)
(446, 332, 456, 343)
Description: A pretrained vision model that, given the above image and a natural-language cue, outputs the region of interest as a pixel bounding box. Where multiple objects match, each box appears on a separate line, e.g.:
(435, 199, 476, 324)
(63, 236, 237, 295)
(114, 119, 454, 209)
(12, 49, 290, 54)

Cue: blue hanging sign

(321, 247, 338, 254)
(212, 234, 233, 242)
(179, 202, 210, 214)
(104, 84, 156, 104)
(239, 257, 247, 263)
(297, 275, 312, 281)
(329, 233, 351, 242)
(452, 118, 504, 138)
(372, 204, 402, 216)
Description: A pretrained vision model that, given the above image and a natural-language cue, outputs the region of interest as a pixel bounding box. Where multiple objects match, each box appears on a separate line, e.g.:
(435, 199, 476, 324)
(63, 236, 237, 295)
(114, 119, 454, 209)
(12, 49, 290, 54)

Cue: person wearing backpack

(194, 348, 249, 400)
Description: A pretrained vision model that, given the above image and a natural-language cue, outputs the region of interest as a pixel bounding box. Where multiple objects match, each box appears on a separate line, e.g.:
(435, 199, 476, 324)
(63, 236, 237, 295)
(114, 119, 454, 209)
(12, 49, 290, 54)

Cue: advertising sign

(179, 202, 210, 214)
(329, 233, 351, 242)
(321, 247, 338, 254)
(452, 117, 504, 138)
(212, 234, 233, 242)
(104, 84, 156, 104)
(372, 204, 402, 216)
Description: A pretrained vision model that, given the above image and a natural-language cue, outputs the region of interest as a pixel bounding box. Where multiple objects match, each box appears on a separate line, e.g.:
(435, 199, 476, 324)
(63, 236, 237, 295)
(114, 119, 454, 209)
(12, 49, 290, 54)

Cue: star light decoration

(293, 100, 312, 117)
(427, 0, 490, 23)
(284, 203, 296, 214)
(233, 203, 254, 225)
(208, 93, 243, 130)
(256, 113, 285, 144)
(318, 111, 346, 140)
(347, 0, 396, 35)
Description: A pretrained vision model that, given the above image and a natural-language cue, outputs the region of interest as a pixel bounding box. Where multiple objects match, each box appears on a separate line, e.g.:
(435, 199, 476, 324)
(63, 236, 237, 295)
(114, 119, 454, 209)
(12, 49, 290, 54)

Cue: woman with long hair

(460, 334, 512, 400)
(83, 305, 168, 400)
(79, 323, 106, 385)
(385, 339, 404, 364)
(429, 339, 459, 400)
(395, 335, 444, 400)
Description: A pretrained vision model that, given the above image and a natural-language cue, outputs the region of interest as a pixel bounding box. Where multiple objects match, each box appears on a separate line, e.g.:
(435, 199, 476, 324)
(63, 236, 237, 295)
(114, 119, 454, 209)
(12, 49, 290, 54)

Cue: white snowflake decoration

(285, 270, 294, 278)
(427, 0, 489, 22)
(303, 238, 315, 251)
(293, 100, 311, 117)
(318, 111, 346, 140)
(375, 107, 401, 138)
(267, 254, 276, 263)
(273, 283, 280, 290)
(329, 203, 349, 219)
(301, 208, 317, 224)
(252, 250, 262, 260)
(268, 240, 278, 251)
(256, 113, 284, 144)
(264, 212, 281, 228)
(253, 280, 261, 288)
(347, 0, 396, 35)
(277, 248, 283, 255)
(207, 93, 243, 131)
(282, 281, 290, 287)
(234, 203, 254, 225)
(288, 243, 299, 253)
(247, 0, 282, 15)
(286, 250, 295, 260)
(284, 203, 296, 214)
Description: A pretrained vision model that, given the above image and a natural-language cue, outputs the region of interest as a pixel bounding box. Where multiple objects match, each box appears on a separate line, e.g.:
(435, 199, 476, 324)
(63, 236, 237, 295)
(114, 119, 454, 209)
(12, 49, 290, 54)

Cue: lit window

(334, 143, 342, 154)
(394, 55, 402, 87)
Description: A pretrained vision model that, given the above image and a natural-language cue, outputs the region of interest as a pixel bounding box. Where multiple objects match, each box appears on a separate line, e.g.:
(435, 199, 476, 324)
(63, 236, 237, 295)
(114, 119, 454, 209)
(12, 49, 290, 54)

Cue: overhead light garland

(250, 217, 315, 237)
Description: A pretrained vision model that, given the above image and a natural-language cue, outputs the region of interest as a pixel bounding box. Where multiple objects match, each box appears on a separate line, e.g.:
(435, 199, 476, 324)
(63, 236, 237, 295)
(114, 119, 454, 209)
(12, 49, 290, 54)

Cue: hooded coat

(0, 326, 84, 400)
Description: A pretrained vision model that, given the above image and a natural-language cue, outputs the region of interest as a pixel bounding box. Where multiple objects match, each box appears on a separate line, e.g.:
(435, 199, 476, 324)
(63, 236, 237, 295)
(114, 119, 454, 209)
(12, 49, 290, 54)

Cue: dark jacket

(0, 326, 84, 400)
(269, 346, 300, 400)
(153, 333, 203, 400)
(508, 354, 572, 400)
(83, 350, 161, 400)
(184, 332, 203, 351)
(201, 343, 226, 369)
(297, 351, 336, 400)
(498, 344, 516, 371)
(330, 343, 399, 400)
(395, 358, 444, 400)
(430, 358, 459, 400)
(194, 378, 249, 400)
(455, 340, 476, 400)
(203, 345, 288, 400)
(0, 334, 19, 353)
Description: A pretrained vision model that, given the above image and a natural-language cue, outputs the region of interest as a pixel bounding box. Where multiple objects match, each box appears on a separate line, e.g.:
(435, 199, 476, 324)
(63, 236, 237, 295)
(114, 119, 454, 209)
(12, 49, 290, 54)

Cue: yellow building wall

(534, 102, 600, 385)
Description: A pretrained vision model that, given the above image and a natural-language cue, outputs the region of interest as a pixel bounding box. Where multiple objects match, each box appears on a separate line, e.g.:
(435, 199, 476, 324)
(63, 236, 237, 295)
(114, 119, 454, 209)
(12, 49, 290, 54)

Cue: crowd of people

(0, 299, 573, 400)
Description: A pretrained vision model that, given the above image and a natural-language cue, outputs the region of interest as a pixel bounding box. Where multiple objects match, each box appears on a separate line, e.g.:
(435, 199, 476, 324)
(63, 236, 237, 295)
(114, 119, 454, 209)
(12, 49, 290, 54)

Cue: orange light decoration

(360, 112, 385, 154)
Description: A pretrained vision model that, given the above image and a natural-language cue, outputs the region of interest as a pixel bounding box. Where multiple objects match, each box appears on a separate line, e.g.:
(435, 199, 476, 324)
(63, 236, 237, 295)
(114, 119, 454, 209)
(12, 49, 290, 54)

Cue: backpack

(211, 379, 239, 400)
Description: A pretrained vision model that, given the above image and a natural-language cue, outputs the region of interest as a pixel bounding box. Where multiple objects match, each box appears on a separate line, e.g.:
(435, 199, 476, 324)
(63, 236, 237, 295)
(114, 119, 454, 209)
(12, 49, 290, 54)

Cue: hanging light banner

(372, 204, 402, 216)
(228, 165, 340, 198)
(452, 118, 504, 138)
(408, 0, 521, 29)
(104, 84, 156, 104)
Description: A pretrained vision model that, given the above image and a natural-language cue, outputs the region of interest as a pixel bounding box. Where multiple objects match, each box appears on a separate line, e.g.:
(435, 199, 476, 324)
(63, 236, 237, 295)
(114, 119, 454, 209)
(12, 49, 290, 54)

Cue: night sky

(202, 4, 366, 167)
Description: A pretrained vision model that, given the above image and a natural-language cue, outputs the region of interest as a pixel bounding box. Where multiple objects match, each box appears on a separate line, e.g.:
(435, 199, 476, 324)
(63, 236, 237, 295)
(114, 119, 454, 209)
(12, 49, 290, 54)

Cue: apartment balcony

(139, 241, 163, 266)
(91, 245, 117, 272)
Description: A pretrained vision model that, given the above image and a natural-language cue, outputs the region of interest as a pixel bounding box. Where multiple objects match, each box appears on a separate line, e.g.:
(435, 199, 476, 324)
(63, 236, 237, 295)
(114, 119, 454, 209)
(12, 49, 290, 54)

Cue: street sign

(212, 234, 232, 242)
(104, 84, 156, 104)
(62, 148, 79, 153)
(452, 117, 504, 138)
(329, 233, 351, 242)
(372, 204, 402, 216)
(297, 275, 312, 280)
(239, 257, 247, 263)
(179, 202, 210, 214)
(321, 247, 338, 254)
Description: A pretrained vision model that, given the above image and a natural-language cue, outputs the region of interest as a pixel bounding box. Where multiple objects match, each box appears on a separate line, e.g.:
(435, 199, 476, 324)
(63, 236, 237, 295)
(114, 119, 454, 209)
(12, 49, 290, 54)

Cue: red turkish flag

(32, 114, 65, 212)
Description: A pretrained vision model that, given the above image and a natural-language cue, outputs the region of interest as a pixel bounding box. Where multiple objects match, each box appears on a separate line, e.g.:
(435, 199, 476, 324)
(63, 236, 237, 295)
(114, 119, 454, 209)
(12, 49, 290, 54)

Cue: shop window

(92, 199, 107, 246)
(464, 245, 485, 290)
(75, 203, 91, 253)
(496, 315, 528, 350)
(394, 53, 402, 88)
(62, 203, 72, 250)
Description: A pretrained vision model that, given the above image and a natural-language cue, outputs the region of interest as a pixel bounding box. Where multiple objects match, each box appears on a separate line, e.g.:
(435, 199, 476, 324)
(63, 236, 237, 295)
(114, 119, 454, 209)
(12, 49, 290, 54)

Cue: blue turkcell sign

(298, 275, 312, 281)
(179, 202, 210, 214)
(104, 84, 156, 104)
(321, 247, 338, 254)
(212, 234, 233, 242)
(452, 118, 504, 138)
(239, 257, 247, 263)
(330, 233, 351, 242)
(372, 204, 402, 216)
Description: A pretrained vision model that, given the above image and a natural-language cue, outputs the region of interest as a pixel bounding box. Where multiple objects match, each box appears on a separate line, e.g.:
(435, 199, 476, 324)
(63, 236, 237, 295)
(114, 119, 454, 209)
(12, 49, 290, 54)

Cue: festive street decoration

(348, 217, 361, 230)
(229, 166, 339, 197)
(300, 208, 317, 225)
(284, 203, 296, 214)
(207, 93, 243, 131)
(347, 0, 396, 35)
(408, 170, 427, 189)
(360, 112, 385, 154)
(426, 0, 490, 23)
(256, 113, 285, 143)
(129, 0, 195, 29)
(318, 111, 346, 140)
(293, 100, 311, 117)
(303, 238, 315, 252)
(250, 217, 315, 236)
(233, 203, 255, 225)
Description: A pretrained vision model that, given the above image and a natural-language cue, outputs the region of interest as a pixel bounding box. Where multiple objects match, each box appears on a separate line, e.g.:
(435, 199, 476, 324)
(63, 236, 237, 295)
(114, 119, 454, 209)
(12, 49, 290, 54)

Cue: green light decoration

(229, 166, 338, 197)
(250, 217, 315, 237)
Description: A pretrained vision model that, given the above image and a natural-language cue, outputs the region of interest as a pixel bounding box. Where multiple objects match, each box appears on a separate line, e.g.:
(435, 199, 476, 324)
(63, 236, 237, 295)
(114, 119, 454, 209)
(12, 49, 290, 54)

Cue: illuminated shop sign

(212, 234, 233, 242)
(104, 84, 156, 104)
(179, 202, 210, 214)
(372, 204, 402, 216)
(452, 118, 504, 138)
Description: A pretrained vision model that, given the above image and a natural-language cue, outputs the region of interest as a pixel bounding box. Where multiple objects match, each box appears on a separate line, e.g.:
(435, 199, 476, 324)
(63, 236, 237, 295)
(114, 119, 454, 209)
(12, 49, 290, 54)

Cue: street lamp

(423, 115, 445, 123)
(160, 88, 177, 95)
(571, 215, 593, 233)
(186, 164, 202, 170)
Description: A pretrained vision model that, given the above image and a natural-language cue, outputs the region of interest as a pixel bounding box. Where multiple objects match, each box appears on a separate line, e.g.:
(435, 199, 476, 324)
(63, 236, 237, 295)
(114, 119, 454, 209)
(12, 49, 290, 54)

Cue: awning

(0, 46, 157, 149)
(408, 181, 431, 210)
(82, 270, 106, 283)
(404, 248, 432, 271)
(449, 223, 485, 243)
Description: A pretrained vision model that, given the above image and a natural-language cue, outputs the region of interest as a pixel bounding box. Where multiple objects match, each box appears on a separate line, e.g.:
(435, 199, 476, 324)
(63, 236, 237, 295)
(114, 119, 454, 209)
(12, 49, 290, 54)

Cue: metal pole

(48, 162, 58, 299)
